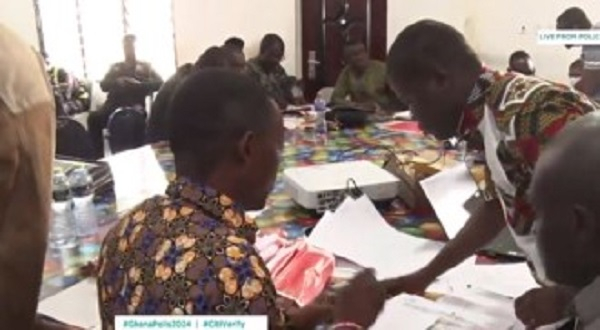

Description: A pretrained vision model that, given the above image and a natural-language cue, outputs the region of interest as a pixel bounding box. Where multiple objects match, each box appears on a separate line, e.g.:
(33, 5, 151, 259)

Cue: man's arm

(384, 198, 506, 296)
(138, 64, 163, 94)
(331, 68, 350, 105)
(99, 64, 122, 93)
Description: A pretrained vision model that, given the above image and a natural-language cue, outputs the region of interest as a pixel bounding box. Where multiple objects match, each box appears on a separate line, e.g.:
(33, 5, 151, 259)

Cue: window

(36, 0, 176, 81)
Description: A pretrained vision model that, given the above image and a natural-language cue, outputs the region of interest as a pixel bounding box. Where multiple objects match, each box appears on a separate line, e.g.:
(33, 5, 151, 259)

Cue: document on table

(420, 163, 478, 239)
(102, 145, 168, 213)
(307, 195, 444, 280)
(38, 279, 100, 329)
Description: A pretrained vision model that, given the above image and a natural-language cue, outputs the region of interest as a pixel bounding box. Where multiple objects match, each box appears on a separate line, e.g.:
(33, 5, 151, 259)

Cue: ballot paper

(420, 164, 478, 239)
(38, 279, 100, 329)
(371, 295, 440, 330)
(102, 146, 168, 213)
(308, 195, 444, 280)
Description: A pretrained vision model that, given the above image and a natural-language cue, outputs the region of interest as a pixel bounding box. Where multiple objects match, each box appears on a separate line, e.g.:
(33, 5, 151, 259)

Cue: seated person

(569, 59, 584, 87)
(147, 46, 240, 144)
(331, 40, 401, 112)
(526, 112, 600, 329)
(507, 50, 536, 76)
(44, 54, 90, 117)
(88, 34, 163, 159)
(97, 69, 385, 329)
(556, 7, 600, 102)
(247, 34, 301, 109)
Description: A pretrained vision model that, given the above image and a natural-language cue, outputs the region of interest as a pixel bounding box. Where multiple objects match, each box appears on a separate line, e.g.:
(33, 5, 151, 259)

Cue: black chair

(106, 106, 147, 155)
(55, 117, 95, 160)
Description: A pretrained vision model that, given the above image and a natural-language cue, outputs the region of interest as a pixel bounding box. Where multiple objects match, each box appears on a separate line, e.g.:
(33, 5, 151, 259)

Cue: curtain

(37, 0, 176, 81)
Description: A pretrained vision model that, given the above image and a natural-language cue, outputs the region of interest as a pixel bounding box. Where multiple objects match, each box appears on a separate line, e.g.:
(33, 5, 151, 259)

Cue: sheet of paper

(103, 146, 168, 213)
(308, 196, 444, 280)
(420, 164, 478, 239)
(38, 279, 100, 329)
(372, 295, 440, 330)
(441, 261, 538, 298)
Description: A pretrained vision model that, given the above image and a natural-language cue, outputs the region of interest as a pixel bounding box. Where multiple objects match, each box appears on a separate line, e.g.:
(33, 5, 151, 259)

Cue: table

(41, 122, 453, 298)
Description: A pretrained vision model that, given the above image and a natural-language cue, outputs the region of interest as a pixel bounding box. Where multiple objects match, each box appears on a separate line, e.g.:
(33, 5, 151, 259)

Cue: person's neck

(125, 57, 136, 66)
(179, 169, 245, 207)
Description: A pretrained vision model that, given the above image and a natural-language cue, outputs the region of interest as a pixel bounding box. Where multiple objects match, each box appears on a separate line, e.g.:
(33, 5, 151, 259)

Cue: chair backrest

(107, 107, 147, 155)
(55, 117, 95, 160)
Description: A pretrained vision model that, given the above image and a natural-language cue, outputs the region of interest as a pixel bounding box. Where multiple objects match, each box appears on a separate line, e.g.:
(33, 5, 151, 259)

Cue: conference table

(40, 119, 453, 299)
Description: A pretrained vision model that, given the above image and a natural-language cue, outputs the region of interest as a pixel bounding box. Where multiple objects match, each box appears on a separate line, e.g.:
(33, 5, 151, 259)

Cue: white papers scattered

(103, 146, 168, 213)
(373, 290, 525, 330)
(372, 295, 440, 330)
(420, 164, 478, 239)
(38, 279, 100, 329)
(308, 195, 444, 279)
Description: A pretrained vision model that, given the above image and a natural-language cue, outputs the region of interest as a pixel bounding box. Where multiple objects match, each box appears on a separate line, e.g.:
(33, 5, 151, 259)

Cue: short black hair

(194, 46, 235, 70)
(169, 69, 274, 176)
(224, 37, 245, 51)
(509, 50, 531, 64)
(557, 7, 592, 29)
(260, 34, 285, 54)
(570, 58, 584, 71)
(387, 20, 480, 83)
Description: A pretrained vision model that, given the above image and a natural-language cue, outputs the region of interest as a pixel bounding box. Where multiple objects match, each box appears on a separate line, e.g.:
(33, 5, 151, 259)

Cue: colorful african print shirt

(461, 69, 597, 236)
(97, 178, 286, 330)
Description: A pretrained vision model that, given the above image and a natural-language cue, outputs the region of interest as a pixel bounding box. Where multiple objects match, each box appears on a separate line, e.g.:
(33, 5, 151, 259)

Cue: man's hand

(514, 286, 577, 329)
(380, 268, 436, 298)
(334, 270, 386, 328)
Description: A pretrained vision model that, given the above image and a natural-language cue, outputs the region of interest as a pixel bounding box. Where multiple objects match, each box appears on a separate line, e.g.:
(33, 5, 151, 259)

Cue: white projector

(282, 160, 400, 212)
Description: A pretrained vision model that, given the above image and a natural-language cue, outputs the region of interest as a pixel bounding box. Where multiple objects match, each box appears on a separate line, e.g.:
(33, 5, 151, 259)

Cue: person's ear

(236, 131, 256, 165)
(573, 204, 598, 244)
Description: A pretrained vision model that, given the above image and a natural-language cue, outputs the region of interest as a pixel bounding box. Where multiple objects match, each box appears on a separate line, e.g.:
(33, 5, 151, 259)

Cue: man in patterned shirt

(382, 20, 597, 329)
(97, 69, 385, 329)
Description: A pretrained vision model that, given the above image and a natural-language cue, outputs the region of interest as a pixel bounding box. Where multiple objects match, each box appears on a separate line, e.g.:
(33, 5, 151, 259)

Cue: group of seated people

(6, 5, 600, 330)
(52, 31, 407, 161)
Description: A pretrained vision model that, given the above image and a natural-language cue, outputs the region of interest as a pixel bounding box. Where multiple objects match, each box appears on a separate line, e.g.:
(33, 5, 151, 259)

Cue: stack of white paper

(38, 279, 100, 329)
(420, 164, 478, 239)
(308, 195, 444, 280)
(103, 146, 169, 213)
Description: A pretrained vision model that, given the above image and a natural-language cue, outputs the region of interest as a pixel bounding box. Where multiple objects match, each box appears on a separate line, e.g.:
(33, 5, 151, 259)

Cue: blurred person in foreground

(383, 19, 596, 329)
(525, 112, 600, 329)
(0, 25, 81, 329)
(97, 69, 385, 330)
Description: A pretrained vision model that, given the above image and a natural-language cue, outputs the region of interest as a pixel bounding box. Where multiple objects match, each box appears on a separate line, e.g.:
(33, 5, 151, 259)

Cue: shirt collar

(166, 177, 258, 243)
(458, 67, 503, 138)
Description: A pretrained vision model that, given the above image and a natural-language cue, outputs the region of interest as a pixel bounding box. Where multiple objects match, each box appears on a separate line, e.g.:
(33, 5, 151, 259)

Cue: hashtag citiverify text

(203, 320, 246, 329)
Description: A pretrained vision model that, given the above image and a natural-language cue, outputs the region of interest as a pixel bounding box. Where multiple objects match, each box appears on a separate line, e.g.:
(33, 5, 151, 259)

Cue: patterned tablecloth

(41, 122, 454, 298)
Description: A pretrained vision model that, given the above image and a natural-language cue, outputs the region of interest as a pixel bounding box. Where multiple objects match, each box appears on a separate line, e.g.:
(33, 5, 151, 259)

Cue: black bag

(55, 117, 95, 160)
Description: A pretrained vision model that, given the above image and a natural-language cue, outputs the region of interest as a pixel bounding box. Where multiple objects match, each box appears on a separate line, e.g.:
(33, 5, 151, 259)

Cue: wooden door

(301, 0, 387, 101)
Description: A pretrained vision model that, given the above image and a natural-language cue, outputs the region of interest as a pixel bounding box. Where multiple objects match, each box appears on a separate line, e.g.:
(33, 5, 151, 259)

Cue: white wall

(172, 0, 300, 75)
(466, 0, 598, 83)
(387, 0, 471, 49)
(0, 0, 39, 48)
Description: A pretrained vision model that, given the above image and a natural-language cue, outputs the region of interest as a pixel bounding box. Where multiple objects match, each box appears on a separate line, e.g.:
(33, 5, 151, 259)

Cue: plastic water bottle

(68, 167, 97, 238)
(49, 169, 77, 249)
(313, 94, 328, 146)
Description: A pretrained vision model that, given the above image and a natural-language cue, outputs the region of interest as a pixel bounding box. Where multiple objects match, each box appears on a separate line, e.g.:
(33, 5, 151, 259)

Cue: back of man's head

(557, 7, 592, 30)
(169, 69, 273, 178)
(224, 37, 245, 52)
(532, 112, 600, 288)
(194, 46, 232, 70)
(387, 19, 480, 84)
